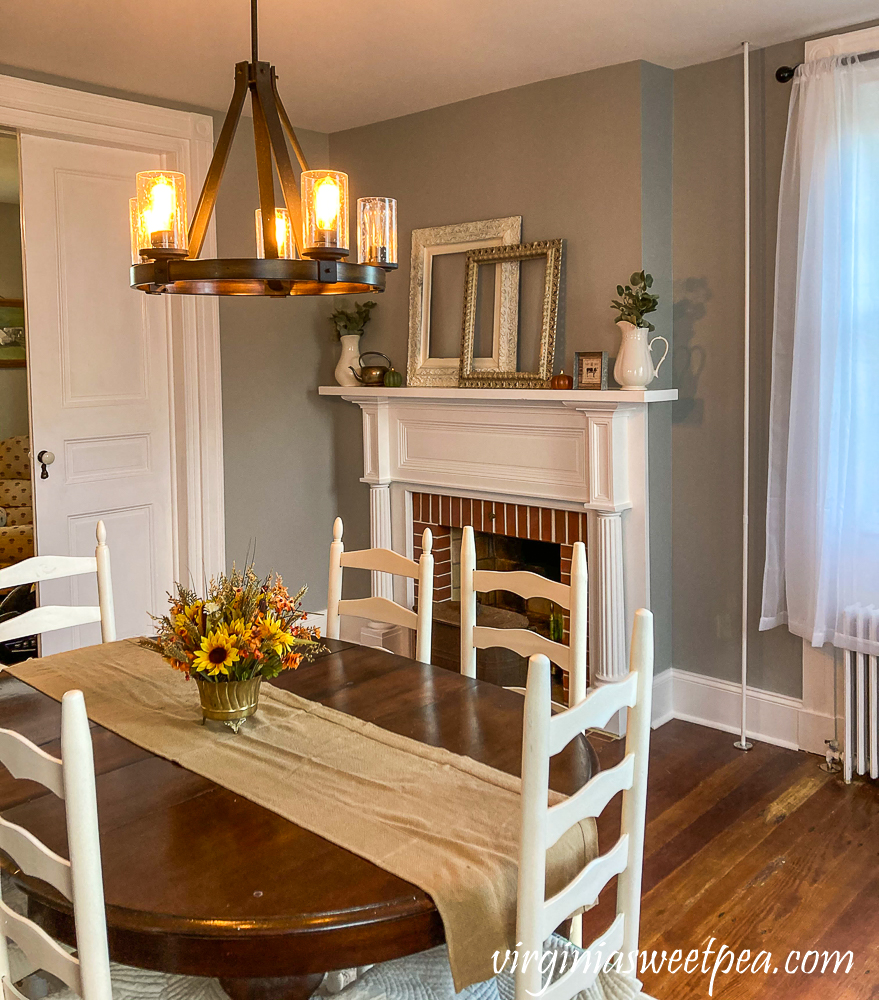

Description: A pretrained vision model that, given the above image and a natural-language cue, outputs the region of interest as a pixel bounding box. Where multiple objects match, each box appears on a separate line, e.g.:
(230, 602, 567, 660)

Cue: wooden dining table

(0, 638, 596, 1000)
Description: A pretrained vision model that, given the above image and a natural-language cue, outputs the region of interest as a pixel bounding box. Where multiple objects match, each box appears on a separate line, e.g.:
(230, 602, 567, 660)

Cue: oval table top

(0, 639, 596, 990)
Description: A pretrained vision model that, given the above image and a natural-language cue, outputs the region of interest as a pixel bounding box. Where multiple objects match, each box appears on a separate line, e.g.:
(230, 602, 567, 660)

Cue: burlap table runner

(5, 640, 597, 989)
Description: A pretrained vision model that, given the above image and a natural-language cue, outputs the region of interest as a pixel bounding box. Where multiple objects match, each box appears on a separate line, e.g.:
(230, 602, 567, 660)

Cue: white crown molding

(0, 71, 225, 581)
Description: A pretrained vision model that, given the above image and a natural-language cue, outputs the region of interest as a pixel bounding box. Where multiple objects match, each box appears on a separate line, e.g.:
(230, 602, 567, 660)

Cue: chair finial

(333, 516, 343, 542)
(422, 527, 432, 554)
(96, 520, 107, 545)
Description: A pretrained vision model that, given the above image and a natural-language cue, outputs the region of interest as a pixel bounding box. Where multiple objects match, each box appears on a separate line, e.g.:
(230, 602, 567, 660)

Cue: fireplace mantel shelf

(319, 385, 677, 404)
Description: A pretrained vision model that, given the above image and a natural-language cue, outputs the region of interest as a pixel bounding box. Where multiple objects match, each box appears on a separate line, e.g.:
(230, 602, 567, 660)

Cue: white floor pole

(736, 41, 753, 752)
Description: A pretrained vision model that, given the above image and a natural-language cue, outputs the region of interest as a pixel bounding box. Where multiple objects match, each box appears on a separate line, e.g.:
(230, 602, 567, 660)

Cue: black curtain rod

(777, 48, 879, 82)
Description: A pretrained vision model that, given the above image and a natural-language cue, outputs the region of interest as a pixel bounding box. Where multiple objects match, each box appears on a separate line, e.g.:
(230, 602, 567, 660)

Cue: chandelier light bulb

(314, 176, 341, 233)
(255, 207, 296, 260)
(146, 179, 176, 239)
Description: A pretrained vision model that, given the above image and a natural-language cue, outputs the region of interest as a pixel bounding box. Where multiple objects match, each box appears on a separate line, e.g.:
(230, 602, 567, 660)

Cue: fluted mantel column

(594, 509, 627, 685)
(369, 483, 393, 600)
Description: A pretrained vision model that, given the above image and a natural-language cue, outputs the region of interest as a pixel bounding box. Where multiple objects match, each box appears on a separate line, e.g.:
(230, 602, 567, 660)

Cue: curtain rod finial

(776, 65, 797, 83)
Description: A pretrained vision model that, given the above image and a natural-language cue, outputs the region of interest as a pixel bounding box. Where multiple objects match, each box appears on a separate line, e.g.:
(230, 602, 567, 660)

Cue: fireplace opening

(412, 492, 586, 699)
(451, 528, 563, 639)
(432, 529, 565, 694)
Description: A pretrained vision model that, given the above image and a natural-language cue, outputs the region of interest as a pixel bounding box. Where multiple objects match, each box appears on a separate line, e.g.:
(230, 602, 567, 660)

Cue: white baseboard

(651, 668, 674, 729)
(652, 667, 835, 754)
(669, 669, 801, 750)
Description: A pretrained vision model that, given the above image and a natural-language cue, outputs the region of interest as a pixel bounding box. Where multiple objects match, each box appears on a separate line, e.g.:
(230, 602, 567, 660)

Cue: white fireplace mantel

(319, 385, 676, 689)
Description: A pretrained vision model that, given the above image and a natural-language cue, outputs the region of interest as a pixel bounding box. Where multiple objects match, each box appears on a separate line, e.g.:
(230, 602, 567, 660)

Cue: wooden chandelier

(130, 0, 395, 297)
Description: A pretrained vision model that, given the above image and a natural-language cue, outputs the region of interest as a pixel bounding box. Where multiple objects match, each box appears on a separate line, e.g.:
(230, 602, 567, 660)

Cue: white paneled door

(20, 134, 176, 654)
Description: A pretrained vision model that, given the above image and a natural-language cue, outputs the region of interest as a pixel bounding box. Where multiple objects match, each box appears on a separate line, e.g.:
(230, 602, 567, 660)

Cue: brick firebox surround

(412, 492, 587, 604)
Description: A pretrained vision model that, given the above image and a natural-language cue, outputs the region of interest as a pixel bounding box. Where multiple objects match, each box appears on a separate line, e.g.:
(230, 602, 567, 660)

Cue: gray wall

(672, 47, 802, 694)
(328, 62, 677, 657)
(214, 119, 341, 599)
(640, 64, 674, 679)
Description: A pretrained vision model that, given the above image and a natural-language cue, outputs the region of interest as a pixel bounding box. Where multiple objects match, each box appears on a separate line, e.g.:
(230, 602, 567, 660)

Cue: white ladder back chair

(516, 608, 654, 1000)
(0, 522, 116, 646)
(459, 524, 587, 706)
(326, 517, 435, 664)
(0, 690, 113, 1000)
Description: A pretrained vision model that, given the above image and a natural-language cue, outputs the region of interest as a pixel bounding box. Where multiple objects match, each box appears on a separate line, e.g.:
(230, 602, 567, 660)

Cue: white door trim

(0, 72, 225, 581)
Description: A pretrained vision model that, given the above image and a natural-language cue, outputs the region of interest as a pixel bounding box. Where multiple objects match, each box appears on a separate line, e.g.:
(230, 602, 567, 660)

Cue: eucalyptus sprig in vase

(332, 300, 377, 386)
(142, 567, 325, 732)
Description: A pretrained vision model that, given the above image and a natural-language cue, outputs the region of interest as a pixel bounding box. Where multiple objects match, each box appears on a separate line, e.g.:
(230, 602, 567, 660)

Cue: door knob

(36, 450, 55, 480)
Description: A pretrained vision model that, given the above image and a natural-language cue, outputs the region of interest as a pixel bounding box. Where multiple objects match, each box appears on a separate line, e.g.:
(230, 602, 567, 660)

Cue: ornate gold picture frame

(459, 240, 563, 388)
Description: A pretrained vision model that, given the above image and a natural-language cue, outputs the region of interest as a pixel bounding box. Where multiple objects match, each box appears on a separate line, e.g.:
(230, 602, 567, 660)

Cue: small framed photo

(574, 351, 608, 390)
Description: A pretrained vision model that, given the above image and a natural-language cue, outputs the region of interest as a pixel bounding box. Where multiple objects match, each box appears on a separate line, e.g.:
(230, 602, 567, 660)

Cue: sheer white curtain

(762, 54, 879, 655)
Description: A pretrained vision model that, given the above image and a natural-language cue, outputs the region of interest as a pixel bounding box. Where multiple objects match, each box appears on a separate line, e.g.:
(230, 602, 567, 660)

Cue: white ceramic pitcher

(613, 321, 669, 390)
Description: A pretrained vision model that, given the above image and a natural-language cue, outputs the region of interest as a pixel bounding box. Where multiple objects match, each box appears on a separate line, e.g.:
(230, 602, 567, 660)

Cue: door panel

(19, 134, 176, 655)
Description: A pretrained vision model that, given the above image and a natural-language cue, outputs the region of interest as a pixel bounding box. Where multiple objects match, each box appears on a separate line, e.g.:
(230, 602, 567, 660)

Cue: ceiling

(0, 1, 875, 132)
(0, 136, 19, 204)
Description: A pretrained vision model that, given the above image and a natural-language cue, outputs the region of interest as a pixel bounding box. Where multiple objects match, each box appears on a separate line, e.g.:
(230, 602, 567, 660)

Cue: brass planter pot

(195, 676, 262, 732)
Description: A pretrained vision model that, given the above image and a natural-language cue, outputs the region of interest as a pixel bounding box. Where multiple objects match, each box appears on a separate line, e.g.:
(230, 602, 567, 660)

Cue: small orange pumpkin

(550, 371, 574, 390)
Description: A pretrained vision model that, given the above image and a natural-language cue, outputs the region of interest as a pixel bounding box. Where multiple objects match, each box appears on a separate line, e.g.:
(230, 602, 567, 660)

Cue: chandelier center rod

(251, 0, 259, 68)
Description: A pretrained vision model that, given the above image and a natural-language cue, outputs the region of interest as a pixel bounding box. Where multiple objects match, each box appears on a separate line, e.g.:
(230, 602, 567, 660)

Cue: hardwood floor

(582, 720, 879, 999)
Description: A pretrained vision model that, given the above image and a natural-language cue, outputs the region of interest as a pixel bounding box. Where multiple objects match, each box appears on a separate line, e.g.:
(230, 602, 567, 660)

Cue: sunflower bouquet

(142, 567, 325, 683)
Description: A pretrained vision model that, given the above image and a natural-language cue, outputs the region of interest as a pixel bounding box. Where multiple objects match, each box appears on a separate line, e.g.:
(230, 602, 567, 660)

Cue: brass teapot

(350, 352, 392, 386)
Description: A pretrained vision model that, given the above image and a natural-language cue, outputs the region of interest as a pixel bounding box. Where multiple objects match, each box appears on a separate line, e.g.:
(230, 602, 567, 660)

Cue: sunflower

(258, 613, 296, 655)
(227, 617, 251, 638)
(192, 629, 241, 677)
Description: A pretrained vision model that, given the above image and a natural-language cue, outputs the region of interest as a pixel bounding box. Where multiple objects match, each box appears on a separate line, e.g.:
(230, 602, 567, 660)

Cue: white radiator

(842, 605, 879, 783)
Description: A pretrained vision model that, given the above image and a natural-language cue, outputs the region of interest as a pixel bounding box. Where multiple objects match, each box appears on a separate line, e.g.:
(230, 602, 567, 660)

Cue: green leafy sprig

(330, 300, 377, 340)
(611, 271, 659, 332)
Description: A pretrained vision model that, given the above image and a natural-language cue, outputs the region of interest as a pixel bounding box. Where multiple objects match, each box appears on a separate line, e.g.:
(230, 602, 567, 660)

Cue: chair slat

(0, 556, 98, 589)
(337, 597, 418, 632)
(340, 547, 420, 580)
(0, 606, 102, 644)
(0, 817, 73, 898)
(473, 626, 570, 670)
(542, 834, 629, 939)
(473, 569, 571, 608)
(0, 970, 36, 1000)
(548, 674, 638, 756)
(546, 755, 635, 849)
(0, 730, 64, 797)
(583, 911, 626, 970)
(3, 975, 32, 1000)
(538, 914, 626, 1000)
(0, 902, 81, 993)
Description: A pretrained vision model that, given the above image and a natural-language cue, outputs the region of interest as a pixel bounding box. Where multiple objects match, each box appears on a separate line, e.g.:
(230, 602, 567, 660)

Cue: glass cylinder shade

(129, 198, 147, 264)
(357, 198, 397, 268)
(301, 169, 349, 258)
(255, 208, 297, 259)
(135, 170, 188, 254)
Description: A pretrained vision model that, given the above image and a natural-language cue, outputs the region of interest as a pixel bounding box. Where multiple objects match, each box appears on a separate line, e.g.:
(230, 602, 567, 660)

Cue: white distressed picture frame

(407, 217, 521, 386)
